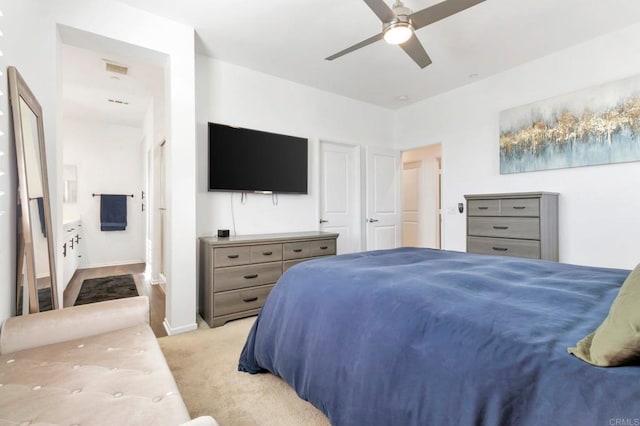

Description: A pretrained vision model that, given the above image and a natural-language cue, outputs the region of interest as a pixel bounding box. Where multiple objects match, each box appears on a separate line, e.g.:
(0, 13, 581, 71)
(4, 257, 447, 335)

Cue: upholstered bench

(0, 296, 217, 426)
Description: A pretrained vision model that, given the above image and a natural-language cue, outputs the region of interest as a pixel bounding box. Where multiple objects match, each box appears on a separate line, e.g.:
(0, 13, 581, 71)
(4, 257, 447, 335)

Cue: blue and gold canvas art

(500, 75, 640, 174)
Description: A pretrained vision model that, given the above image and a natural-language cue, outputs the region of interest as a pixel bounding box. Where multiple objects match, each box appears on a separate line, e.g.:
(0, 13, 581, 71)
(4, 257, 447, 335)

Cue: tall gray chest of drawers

(464, 192, 558, 261)
(199, 231, 339, 328)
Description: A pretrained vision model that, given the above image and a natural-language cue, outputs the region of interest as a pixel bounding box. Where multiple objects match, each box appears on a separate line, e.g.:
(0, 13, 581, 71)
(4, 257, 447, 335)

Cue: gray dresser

(464, 192, 558, 261)
(199, 231, 339, 327)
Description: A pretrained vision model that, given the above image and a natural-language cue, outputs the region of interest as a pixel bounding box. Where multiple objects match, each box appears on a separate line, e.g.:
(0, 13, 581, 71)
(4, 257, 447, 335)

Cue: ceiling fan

(326, 0, 486, 68)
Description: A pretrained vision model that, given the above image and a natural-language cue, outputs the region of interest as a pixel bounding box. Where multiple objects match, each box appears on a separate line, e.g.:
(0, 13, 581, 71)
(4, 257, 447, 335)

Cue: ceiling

(117, 0, 640, 108)
(117, 0, 640, 109)
(61, 41, 164, 128)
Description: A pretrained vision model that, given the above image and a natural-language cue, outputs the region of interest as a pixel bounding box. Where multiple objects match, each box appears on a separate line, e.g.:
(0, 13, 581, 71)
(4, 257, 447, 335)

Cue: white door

(366, 147, 401, 250)
(402, 161, 421, 247)
(319, 141, 361, 254)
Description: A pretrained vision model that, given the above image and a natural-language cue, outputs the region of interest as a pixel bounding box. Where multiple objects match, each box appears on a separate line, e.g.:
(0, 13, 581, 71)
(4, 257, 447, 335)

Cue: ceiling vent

(105, 61, 128, 76)
(107, 98, 130, 106)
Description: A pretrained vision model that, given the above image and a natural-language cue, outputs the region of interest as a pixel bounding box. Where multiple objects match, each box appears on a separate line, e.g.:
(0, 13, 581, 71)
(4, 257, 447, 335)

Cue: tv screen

(208, 123, 308, 194)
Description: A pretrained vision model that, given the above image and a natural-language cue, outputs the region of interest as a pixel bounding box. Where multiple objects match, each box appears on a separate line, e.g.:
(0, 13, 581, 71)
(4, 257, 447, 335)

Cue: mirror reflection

(19, 97, 44, 198)
(63, 165, 78, 204)
(28, 198, 53, 310)
(17, 96, 54, 312)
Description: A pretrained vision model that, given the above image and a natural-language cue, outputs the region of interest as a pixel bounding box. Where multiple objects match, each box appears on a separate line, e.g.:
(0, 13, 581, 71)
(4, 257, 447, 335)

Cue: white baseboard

(79, 259, 146, 270)
(151, 274, 166, 286)
(156, 283, 166, 296)
(163, 318, 197, 336)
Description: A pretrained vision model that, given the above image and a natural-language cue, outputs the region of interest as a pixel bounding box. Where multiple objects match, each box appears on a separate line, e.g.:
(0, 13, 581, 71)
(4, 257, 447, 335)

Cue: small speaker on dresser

(217, 229, 230, 238)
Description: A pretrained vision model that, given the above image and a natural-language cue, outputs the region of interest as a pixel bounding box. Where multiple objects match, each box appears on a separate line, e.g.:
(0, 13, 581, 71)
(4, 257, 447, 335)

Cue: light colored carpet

(158, 317, 330, 426)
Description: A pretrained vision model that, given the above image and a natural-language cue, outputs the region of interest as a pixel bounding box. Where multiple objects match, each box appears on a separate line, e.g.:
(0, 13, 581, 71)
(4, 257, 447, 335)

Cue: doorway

(402, 161, 421, 247)
(401, 144, 442, 249)
(58, 28, 167, 333)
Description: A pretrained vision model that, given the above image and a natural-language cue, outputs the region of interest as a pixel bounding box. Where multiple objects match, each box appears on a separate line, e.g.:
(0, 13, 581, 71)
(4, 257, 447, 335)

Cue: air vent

(105, 61, 128, 75)
(107, 98, 130, 106)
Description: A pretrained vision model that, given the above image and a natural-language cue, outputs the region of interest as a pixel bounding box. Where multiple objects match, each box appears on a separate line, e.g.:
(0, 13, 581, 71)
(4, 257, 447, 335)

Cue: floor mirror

(8, 66, 58, 314)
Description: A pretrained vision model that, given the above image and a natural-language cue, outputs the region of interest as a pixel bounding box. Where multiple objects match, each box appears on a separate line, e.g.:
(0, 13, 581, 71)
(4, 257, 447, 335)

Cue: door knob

(368, 218, 379, 223)
(319, 219, 329, 224)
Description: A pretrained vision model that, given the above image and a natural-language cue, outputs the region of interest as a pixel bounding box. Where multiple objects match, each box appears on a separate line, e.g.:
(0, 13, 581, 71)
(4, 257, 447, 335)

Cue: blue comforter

(238, 248, 639, 425)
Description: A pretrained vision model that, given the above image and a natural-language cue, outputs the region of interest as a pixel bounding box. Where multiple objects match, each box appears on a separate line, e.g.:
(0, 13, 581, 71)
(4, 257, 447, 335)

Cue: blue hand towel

(100, 194, 127, 231)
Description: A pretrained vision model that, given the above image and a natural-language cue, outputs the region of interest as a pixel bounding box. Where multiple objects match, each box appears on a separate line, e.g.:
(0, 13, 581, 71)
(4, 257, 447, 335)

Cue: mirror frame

(8, 66, 59, 314)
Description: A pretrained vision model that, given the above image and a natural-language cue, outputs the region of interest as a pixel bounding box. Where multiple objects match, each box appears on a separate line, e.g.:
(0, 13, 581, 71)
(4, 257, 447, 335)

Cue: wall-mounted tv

(208, 123, 308, 194)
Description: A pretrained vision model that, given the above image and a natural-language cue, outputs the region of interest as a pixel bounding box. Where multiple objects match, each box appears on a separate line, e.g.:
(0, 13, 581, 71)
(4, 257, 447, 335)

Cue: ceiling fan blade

(410, 0, 485, 30)
(400, 33, 432, 68)
(325, 33, 384, 61)
(363, 0, 396, 23)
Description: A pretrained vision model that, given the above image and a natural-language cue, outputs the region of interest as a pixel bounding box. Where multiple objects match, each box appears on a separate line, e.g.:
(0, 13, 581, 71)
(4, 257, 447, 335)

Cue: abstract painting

(500, 75, 640, 174)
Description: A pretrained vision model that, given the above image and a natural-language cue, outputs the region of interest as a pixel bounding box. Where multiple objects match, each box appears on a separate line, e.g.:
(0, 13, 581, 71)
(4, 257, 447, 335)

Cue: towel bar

(92, 193, 134, 198)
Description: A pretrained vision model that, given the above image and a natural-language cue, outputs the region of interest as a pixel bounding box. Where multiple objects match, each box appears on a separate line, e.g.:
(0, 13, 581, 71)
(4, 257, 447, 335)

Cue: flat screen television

(208, 123, 308, 194)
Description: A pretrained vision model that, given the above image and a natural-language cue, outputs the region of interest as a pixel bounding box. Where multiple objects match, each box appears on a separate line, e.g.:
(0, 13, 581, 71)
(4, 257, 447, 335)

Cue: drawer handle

(513, 206, 526, 210)
(293, 248, 303, 253)
(492, 247, 508, 252)
(227, 254, 240, 259)
(493, 226, 509, 230)
(477, 206, 489, 210)
(320, 246, 328, 250)
(262, 251, 273, 256)
(243, 297, 258, 303)
(243, 274, 258, 279)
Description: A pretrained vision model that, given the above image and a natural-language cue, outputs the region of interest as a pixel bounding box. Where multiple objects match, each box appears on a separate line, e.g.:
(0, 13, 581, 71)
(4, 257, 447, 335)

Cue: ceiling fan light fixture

(383, 20, 413, 45)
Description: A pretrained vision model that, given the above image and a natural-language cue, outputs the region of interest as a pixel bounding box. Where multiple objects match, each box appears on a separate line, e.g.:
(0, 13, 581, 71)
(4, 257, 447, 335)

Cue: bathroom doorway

(57, 27, 168, 336)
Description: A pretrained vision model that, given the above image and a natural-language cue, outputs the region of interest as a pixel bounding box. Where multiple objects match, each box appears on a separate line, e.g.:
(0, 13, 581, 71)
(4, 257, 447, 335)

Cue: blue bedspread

(238, 248, 640, 425)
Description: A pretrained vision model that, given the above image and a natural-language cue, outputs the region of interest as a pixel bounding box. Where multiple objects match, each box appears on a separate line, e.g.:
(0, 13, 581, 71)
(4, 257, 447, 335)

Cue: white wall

(63, 119, 145, 268)
(0, 3, 16, 320)
(196, 56, 395, 238)
(0, 0, 197, 334)
(0, 0, 60, 321)
(396, 22, 640, 269)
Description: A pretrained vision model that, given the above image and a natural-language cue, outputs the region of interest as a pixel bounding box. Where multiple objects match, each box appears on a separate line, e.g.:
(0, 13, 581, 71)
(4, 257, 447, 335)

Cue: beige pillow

(568, 263, 640, 366)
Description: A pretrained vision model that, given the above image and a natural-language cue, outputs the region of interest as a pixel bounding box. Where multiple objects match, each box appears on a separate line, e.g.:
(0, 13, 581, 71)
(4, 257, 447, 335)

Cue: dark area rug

(74, 274, 139, 306)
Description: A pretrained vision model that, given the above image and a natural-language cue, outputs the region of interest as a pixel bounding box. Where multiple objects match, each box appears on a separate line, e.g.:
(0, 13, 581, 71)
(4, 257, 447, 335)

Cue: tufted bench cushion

(0, 296, 217, 426)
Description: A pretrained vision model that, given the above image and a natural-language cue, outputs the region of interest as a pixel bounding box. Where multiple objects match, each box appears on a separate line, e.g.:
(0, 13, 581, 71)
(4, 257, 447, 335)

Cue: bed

(238, 248, 640, 425)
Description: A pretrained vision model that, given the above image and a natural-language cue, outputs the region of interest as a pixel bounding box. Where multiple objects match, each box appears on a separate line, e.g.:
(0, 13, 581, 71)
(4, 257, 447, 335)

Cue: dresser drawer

(214, 284, 274, 317)
(311, 239, 336, 257)
(468, 217, 540, 240)
(214, 246, 251, 267)
(467, 199, 500, 216)
(283, 239, 336, 260)
(213, 262, 282, 292)
(500, 198, 540, 217)
(250, 244, 283, 263)
(467, 236, 541, 259)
